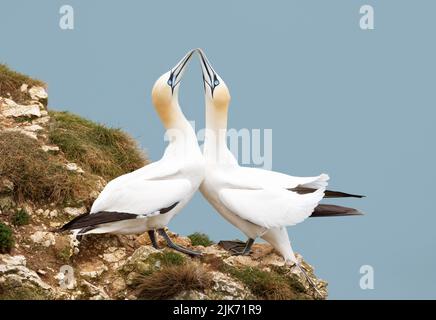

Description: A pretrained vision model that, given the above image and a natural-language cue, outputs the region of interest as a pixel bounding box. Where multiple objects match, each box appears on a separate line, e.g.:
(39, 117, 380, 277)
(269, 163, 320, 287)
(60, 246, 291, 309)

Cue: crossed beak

(197, 48, 218, 96)
(168, 49, 195, 93)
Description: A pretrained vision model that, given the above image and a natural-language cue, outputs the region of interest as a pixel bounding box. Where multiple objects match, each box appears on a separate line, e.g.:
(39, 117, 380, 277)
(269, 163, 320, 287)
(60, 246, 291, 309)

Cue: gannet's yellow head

(197, 48, 231, 110)
(152, 49, 195, 127)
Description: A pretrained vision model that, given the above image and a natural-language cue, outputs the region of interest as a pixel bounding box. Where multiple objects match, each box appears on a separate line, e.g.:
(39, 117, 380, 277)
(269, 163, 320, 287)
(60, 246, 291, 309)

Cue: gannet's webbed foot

(219, 239, 254, 256)
(293, 262, 323, 298)
(148, 230, 160, 249)
(157, 228, 202, 257)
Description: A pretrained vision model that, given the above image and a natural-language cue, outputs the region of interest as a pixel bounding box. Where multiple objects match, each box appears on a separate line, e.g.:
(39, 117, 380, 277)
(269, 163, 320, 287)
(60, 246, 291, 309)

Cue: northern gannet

(60, 50, 205, 256)
(196, 49, 364, 289)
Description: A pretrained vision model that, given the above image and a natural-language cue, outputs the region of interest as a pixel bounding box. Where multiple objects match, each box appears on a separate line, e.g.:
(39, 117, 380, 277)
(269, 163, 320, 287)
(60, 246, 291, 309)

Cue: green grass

(0, 131, 94, 206)
(188, 232, 214, 246)
(0, 64, 45, 104)
(12, 208, 30, 226)
(0, 222, 14, 253)
(48, 111, 147, 181)
(222, 265, 308, 300)
(147, 250, 186, 268)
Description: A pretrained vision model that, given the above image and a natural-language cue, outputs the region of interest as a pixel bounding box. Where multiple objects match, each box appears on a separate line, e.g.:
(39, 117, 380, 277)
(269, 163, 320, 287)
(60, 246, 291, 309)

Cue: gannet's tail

(310, 204, 364, 217)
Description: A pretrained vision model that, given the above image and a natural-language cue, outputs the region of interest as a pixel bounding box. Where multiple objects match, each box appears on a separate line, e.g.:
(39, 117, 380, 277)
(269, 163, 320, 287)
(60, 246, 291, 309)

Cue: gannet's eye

(167, 78, 173, 86)
(213, 76, 220, 87)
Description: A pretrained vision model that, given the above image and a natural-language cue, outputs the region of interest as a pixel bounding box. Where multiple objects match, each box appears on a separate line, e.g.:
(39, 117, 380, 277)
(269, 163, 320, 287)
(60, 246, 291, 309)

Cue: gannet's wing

(91, 176, 191, 215)
(60, 176, 191, 231)
(219, 187, 325, 228)
(211, 166, 328, 190)
(235, 167, 329, 189)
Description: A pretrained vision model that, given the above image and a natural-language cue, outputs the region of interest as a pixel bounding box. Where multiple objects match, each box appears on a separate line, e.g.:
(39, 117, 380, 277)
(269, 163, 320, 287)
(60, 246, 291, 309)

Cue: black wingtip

(289, 186, 365, 199)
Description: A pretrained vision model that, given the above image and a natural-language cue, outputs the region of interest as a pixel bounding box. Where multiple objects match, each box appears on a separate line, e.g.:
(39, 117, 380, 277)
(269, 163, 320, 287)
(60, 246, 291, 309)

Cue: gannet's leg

(157, 229, 202, 257)
(148, 230, 160, 249)
(286, 245, 322, 298)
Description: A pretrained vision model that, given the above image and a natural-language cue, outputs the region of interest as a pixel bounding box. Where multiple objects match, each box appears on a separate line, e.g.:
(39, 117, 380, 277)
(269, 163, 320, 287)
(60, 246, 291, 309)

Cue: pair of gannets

(61, 49, 363, 289)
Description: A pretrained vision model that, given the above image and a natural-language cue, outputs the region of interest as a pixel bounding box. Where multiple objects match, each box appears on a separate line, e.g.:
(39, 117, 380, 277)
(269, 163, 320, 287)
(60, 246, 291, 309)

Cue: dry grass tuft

(0, 131, 93, 205)
(135, 263, 213, 300)
(48, 111, 147, 181)
(0, 64, 45, 104)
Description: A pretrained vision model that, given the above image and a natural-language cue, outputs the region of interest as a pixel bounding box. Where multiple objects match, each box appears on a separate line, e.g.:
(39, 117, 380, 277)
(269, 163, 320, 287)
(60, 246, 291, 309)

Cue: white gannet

(196, 49, 364, 289)
(60, 50, 205, 256)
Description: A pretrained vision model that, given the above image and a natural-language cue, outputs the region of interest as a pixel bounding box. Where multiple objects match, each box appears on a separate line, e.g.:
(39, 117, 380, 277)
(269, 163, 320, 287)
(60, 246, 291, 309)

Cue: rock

(207, 271, 254, 300)
(30, 231, 56, 247)
(112, 277, 127, 292)
(79, 260, 108, 279)
(63, 206, 87, 217)
(224, 255, 259, 268)
(80, 280, 109, 300)
(0, 178, 14, 193)
(48, 209, 58, 218)
(32, 115, 50, 125)
(0, 196, 15, 211)
(0, 254, 53, 299)
(121, 246, 159, 273)
(50, 222, 61, 228)
(65, 163, 84, 173)
(1, 98, 41, 118)
(28, 86, 48, 101)
(43, 209, 51, 217)
(23, 124, 43, 132)
(41, 145, 60, 152)
(4, 128, 38, 140)
(20, 83, 28, 93)
(103, 247, 126, 263)
(173, 290, 210, 300)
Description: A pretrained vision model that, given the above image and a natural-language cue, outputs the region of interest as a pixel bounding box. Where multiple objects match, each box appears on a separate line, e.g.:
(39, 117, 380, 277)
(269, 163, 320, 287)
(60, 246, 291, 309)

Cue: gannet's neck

(156, 97, 200, 159)
(203, 98, 236, 165)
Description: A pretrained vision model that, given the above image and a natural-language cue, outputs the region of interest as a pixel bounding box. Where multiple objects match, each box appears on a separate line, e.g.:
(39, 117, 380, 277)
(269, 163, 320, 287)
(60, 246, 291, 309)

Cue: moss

(0, 279, 51, 300)
(188, 232, 214, 247)
(147, 250, 186, 268)
(12, 208, 30, 226)
(222, 265, 310, 300)
(0, 131, 95, 206)
(0, 63, 45, 104)
(48, 111, 147, 181)
(0, 222, 14, 253)
(56, 246, 72, 263)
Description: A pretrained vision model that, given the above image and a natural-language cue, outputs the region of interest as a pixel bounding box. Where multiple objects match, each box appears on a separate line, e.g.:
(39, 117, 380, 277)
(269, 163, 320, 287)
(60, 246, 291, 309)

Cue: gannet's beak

(197, 48, 219, 96)
(167, 49, 195, 94)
